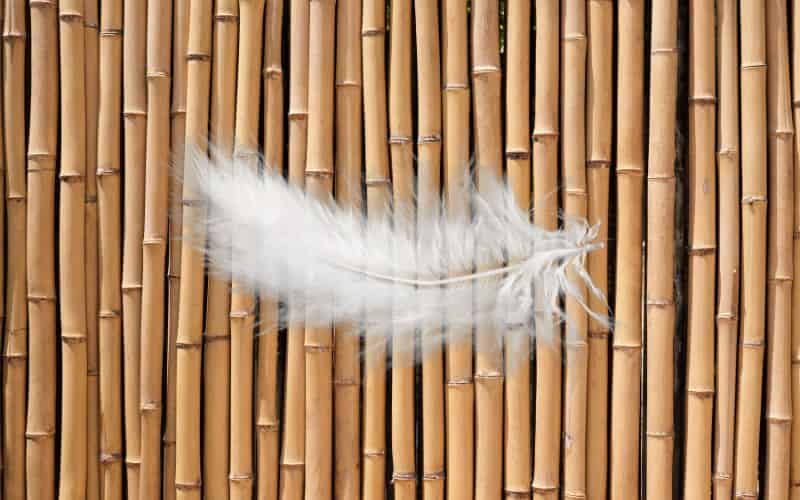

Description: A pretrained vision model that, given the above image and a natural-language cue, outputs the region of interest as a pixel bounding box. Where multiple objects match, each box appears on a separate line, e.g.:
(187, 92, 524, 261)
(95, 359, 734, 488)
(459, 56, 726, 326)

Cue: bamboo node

(162, 438, 176, 446)
(335, 80, 361, 88)
(645, 430, 674, 439)
(474, 372, 504, 382)
(84, 21, 99, 29)
(142, 237, 166, 246)
(98, 309, 120, 319)
(121, 283, 143, 292)
(186, 52, 211, 61)
(256, 422, 280, 432)
(228, 474, 254, 482)
(651, 47, 679, 55)
(718, 148, 738, 159)
(389, 135, 413, 145)
(422, 471, 445, 481)
(304, 344, 333, 352)
(687, 388, 715, 398)
(146, 71, 170, 80)
(61, 333, 87, 344)
(25, 429, 56, 440)
(505, 149, 530, 160)
(588, 329, 610, 339)
(741, 195, 767, 205)
(766, 415, 792, 425)
(204, 333, 231, 344)
(125, 458, 142, 467)
(85, 194, 98, 203)
(30, 0, 57, 7)
(504, 488, 531, 498)
(768, 275, 793, 284)
(59, 11, 84, 22)
(363, 449, 386, 458)
(713, 473, 732, 482)
(123, 109, 147, 118)
(771, 129, 794, 139)
(687, 246, 716, 256)
(3, 353, 27, 362)
(443, 83, 469, 92)
(471, 65, 501, 76)
(646, 299, 674, 308)
(532, 130, 559, 141)
(176, 481, 202, 491)
(305, 169, 334, 179)
(27, 151, 56, 161)
(647, 174, 675, 182)
(333, 378, 360, 386)
(7, 193, 26, 202)
(141, 402, 162, 412)
(87, 369, 99, 377)
(59, 172, 84, 182)
(279, 462, 305, 470)
(612, 342, 642, 352)
(741, 62, 767, 70)
(447, 377, 473, 386)
(365, 177, 391, 186)
(734, 491, 757, 499)
(96, 167, 121, 176)
(565, 188, 587, 198)
(27, 293, 56, 303)
(563, 492, 586, 499)
(170, 108, 187, 117)
(361, 27, 386, 37)
(531, 483, 559, 494)
(616, 166, 644, 176)
(288, 110, 308, 121)
(391, 472, 417, 483)
(214, 12, 239, 22)
(689, 95, 717, 105)
(586, 159, 611, 168)
(263, 66, 283, 79)
(1, 31, 26, 41)
(561, 33, 586, 42)
(100, 29, 123, 37)
(176, 341, 203, 350)
(230, 310, 253, 320)
(565, 340, 588, 349)
(418, 134, 442, 144)
(741, 339, 764, 349)
(716, 312, 737, 322)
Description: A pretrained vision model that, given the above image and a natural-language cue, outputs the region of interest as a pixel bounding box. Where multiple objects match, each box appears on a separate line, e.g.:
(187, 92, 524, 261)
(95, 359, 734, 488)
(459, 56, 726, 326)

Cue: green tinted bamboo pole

(333, 0, 361, 497)
(140, 1, 173, 497)
(791, 4, 800, 499)
(610, 1, 645, 499)
(25, 1, 58, 498)
(645, 1, 678, 499)
(443, 2, 474, 498)
(96, 0, 124, 496)
(532, 1, 560, 498)
(504, 1, 531, 498)
(121, 0, 147, 496)
(734, 3, 768, 499)
(2, 0, 26, 497)
(764, 1, 794, 497)
(585, 1, 612, 496)
(278, 0, 308, 498)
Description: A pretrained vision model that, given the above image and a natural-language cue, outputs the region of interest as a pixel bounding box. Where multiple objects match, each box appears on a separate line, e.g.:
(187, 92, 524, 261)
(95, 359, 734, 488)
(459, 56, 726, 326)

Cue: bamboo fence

(6, 2, 800, 499)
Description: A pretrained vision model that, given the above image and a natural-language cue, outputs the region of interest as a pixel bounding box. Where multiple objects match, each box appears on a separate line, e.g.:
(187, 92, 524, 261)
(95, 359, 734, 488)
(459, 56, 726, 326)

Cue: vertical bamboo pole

(763, 1, 794, 498)
(610, 1, 645, 499)
(791, 3, 800, 499)
(645, 1, 678, 499)
(140, 1, 173, 497)
(97, 0, 124, 497)
(443, 1, 474, 498)
(333, 0, 361, 498)
(121, 0, 147, 497)
(25, 1, 58, 498)
(0, 0, 4, 492)
(504, 1, 531, 498)
(532, 1, 560, 498)
(2, 0, 25, 498)
(734, 2, 768, 498)
(278, 0, 308, 498)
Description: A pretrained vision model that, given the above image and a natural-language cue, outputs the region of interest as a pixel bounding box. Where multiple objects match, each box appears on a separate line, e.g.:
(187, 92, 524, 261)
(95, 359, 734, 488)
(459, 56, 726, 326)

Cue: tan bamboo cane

(96, 0, 124, 497)
(504, 1, 532, 498)
(388, 1, 416, 499)
(791, 4, 800, 500)
(2, 0, 26, 497)
(25, 1, 58, 498)
(140, 1, 173, 498)
(0, 0, 4, 492)
(645, 1, 678, 499)
(763, 1, 794, 497)
(304, 1, 336, 498)
(332, 0, 361, 498)
(585, 1, 612, 497)
(610, 1, 645, 499)
(229, 1, 265, 498)
(278, 0, 308, 498)
(442, 2, 474, 498)
(121, 0, 147, 496)
(532, 1, 560, 498)
(734, 3, 768, 499)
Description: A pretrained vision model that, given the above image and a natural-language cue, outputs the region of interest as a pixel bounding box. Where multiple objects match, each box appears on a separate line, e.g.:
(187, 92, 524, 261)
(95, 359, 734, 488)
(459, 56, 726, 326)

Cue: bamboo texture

(792, 3, 800, 500)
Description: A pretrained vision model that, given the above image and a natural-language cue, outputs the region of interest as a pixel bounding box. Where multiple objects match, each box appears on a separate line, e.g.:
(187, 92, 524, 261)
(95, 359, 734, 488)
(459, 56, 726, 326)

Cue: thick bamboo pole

(734, 2, 768, 499)
(333, 0, 361, 497)
(532, 1, 560, 498)
(25, 1, 58, 498)
(2, 0, 26, 498)
(96, 0, 124, 497)
(791, 3, 800, 499)
(763, 2, 794, 498)
(140, 1, 173, 497)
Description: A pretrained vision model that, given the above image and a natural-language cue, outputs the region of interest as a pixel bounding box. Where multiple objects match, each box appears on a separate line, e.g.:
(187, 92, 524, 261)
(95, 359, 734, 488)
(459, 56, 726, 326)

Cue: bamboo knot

(96, 167, 120, 176)
(125, 458, 142, 467)
(123, 109, 147, 118)
(713, 473, 732, 482)
(176, 481, 202, 491)
(288, 110, 308, 121)
(230, 310, 253, 320)
(689, 95, 717, 105)
(204, 333, 232, 344)
(100, 29, 123, 37)
(121, 283, 144, 292)
(389, 135, 413, 145)
(170, 108, 187, 117)
(687, 388, 715, 398)
(25, 429, 56, 440)
(28, 151, 56, 161)
(741, 339, 764, 349)
(651, 47, 679, 55)
(443, 83, 469, 92)
(280, 462, 305, 470)
(30, 0, 57, 7)
(84, 22, 99, 29)
(646, 299, 674, 308)
(561, 33, 586, 42)
(471, 65, 501, 76)
(61, 333, 87, 344)
(588, 329, 610, 339)
(176, 341, 203, 350)
(734, 491, 757, 499)
(422, 471, 445, 481)
(446, 377, 473, 386)
(418, 134, 442, 144)
(334, 378, 360, 386)
(142, 237, 166, 246)
(718, 148, 738, 159)
(186, 52, 211, 61)
(88, 369, 100, 377)
(504, 488, 531, 498)
(335, 80, 361, 88)
(716, 312, 737, 323)
(771, 129, 794, 139)
(228, 474, 254, 483)
(365, 177, 391, 186)
(363, 449, 386, 459)
(741, 195, 767, 205)
(305, 169, 334, 179)
(27, 293, 56, 303)
(162, 438, 176, 446)
(645, 431, 674, 440)
(85, 194, 98, 203)
(1, 31, 26, 41)
(304, 344, 333, 352)
(263, 66, 283, 79)
(505, 149, 530, 160)
(98, 309, 121, 319)
(616, 167, 644, 176)
(687, 246, 716, 256)
(256, 422, 280, 432)
(474, 372, 504, 382)
(215, 12, 239, 22)
(59, 172, 84, 182)
(181, 198, 207, 208)
(612, 342, 642, 352)
(532, 130, 559, 141)
(141, 402, 162, 412)
(59, 11, 84, 22)
(565, 340, 588, 350)
(647, 174, 675, 183)
(531, 483, 559, 494)
(563, 491, 586, 499)
(361, 27, 386, 37)
(146, 71, 170, 80)
(391, 472, 417, 483)
(564, 188, 587, 198)
(766, 415, 792, 425)
(741, 62, 767, 70)
(3, 353, 27, 362)
(7, 193, 26, 202)
(587, 159, 611, 168)
(768, 275, 793, 284)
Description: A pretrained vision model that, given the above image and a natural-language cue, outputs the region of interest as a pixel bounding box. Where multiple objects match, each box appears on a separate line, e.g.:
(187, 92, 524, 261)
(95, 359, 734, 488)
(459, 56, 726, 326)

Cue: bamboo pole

(734, 3, 768, 499)
(140, 1, 173, 497)
(504, 1, 531, 498)
(0, 0, 4, 491)
(610, 1, 645, 499)
(763, 2, 794, 497)
(121, 0, 147, 496)
(645, 1, 678, 499)
(2, 0, 26, 497)
(532, 1, 560, 498)
(96, 0, 124, 497)
(791, 3, 800, 499)
(25, 1, 58, 498)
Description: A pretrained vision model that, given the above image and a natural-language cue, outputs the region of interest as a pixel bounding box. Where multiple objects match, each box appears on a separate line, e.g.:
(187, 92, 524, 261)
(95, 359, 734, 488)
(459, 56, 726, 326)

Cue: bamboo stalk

(763, 1, 794, 497)
(0, 0, 4, 492)
(25, 1, 58, 498)
(121, 0, 147, 496)
(791, 3, 800, 499)
(645, 1, 678, 499)
(610, 1, 645, 499)
(2, 0, 26, 498)
(734, 2, 768, 499)
(96, 0, 124, 497)
(140, 1, 173, 497)
(532, 1, 560, 498)
(504, 1, 531, 498)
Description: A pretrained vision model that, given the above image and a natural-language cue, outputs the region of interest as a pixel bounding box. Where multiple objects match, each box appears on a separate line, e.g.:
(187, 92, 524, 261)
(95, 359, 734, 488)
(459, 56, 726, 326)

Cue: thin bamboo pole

(140, 1, 173, 497)
(532, 1, 560, 498)
(2, 0, 26, 498)
(96, 0, 124, 497)
(0, 0, 4, 492)
(791, 3, 800, 499)
(763, 2, 794, 497)
(734, 2, 768, 499)
(645, 1, 678, 499)
(121, 0, 147, 496)
(25, 1, 58, 498)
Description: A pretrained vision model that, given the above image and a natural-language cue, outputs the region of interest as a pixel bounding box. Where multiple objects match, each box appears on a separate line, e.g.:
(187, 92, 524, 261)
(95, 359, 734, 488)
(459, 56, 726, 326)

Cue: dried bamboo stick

(734, 2, 768, 499)
(610, 1, 645, 498)
(278, 0, 308, 498)
(0, 0, 4, 491)
(645, 1, 678, 499)
(96, 0, 124, 497)
(140, 1, 173, 497)
(791, 3, 800, 499)
(532, 1, 561, 498)
(2, 0, 26, 498)
(121, 0, 147, 496)
(25, 1, 58, 498)
(763, 1, 794, 497)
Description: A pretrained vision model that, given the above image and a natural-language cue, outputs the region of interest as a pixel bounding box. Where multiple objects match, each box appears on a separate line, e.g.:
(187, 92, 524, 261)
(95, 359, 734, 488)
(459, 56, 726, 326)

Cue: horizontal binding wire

(100, 29, 123, 37)
(25, 429, 56, 440)
(391, 472, 417, 483)
(417, 134, 442, 144)
(362, 27, 386, 37)
(176, 481, 202, 491)
(422, 471, 445, 481)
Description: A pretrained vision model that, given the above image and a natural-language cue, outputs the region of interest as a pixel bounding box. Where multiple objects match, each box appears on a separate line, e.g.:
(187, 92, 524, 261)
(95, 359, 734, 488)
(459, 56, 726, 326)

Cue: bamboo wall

(0, 0, 797, 499)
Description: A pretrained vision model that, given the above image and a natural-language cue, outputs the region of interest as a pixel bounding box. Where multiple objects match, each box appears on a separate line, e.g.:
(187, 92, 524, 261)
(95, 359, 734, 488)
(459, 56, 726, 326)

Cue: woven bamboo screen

(0, 0, 796, 499)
